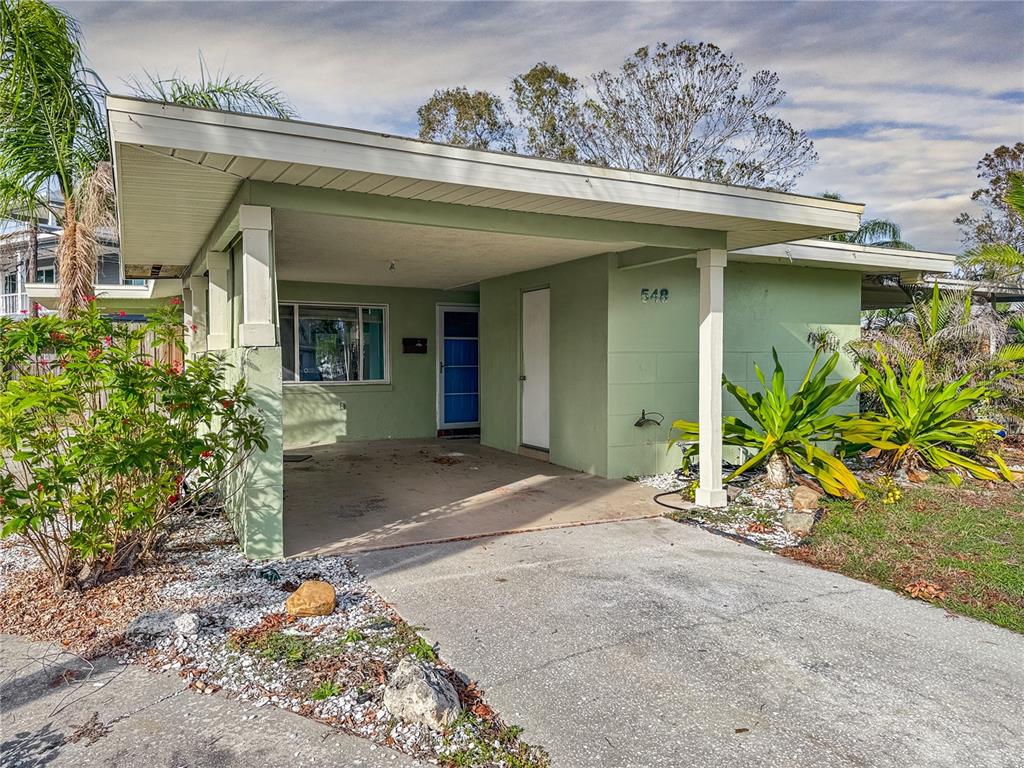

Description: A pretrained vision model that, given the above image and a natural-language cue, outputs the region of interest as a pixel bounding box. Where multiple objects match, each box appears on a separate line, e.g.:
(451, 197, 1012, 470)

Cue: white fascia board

(106, 96, 863, 234)
(732, 239, 957, 274)
(26, 282, 158, 301)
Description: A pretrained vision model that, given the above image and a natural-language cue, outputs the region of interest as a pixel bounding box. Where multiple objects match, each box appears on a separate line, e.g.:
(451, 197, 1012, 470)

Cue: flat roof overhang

(732, 239, 957, 275)
(107, 96, 869, 282)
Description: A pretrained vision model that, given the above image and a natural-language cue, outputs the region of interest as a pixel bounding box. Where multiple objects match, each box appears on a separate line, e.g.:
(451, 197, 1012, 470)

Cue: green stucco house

(106, 96, 955, 559)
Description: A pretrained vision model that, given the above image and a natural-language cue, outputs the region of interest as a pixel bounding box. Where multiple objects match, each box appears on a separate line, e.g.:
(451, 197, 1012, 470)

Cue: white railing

(1, 292, 29, 316)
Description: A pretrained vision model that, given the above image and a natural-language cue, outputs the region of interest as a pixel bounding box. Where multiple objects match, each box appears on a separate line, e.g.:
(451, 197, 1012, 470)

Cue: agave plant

(839, 351, 1014, 484)
(669, 349, 864, 497)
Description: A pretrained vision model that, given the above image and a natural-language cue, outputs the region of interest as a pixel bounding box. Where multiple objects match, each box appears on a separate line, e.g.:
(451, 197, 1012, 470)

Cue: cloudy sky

(67, 0, 1024, 253)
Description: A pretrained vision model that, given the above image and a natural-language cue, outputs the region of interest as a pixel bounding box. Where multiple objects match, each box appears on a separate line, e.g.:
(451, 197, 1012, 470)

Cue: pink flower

(118, 310, 127, 318)
(142, 359, 152, 368)
(200, 450, 213, 459)
(39, 359, 49, 367)
(19, 309, 27, 315)
(170, 361, 182, 375)
(103, 335, 112, 346)
(33, 303, 42, 311)
(170, 297, 183, 306)
(190, 323, 198, 333)
(84, 295, 95, 303)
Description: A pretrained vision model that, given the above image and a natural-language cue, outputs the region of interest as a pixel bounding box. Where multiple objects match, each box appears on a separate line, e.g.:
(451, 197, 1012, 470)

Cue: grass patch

(787, 482, 1024, 633)
(442, 712, 548, 768)
(310, 679, 344, 700)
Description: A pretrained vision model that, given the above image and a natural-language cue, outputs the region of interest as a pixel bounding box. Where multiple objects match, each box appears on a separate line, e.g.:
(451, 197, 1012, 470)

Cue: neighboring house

(0, 215, 173, 318)
(105, 96, 957, 559)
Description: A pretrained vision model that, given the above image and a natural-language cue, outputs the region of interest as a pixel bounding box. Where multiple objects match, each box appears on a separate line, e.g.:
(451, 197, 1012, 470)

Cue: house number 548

(641, 288, 669, 303)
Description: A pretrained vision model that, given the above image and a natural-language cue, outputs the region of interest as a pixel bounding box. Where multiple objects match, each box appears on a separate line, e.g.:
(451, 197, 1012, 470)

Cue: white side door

(521, 288, 550, 450)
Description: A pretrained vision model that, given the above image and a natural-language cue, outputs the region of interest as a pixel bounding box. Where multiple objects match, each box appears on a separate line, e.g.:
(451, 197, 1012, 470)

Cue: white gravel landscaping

(0, 515, 547, 767)
(632, 470, 805, 549)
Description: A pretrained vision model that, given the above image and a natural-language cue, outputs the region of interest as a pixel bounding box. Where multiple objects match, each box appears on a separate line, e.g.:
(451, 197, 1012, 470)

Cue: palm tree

(967, 172, 1024, 283)
(1, 0, 295, 317)
(820, 192, 914, 249)
(1, 0, 110, 316)
(849, 283, 1024, 427)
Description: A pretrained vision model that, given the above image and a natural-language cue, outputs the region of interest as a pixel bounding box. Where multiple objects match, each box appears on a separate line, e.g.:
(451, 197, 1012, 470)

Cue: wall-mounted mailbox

(402, 337, 428, 354)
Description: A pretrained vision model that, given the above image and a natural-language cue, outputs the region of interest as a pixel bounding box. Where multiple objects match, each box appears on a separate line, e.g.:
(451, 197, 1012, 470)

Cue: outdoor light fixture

(633, 409, 664, 428)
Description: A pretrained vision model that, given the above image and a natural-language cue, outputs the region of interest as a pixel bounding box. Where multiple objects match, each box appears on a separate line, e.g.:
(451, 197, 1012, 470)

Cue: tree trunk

(28, 219, 38, 317)
(56, 197, 97, 318)
(765, 452, 789, 488)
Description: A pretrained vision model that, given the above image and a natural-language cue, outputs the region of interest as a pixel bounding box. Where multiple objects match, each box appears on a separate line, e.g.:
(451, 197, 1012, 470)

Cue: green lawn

(788, 481, 1024, 633)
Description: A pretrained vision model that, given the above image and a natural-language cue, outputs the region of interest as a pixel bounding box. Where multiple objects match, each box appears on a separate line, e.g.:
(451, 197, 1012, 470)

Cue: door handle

(519, 375, 527, 381)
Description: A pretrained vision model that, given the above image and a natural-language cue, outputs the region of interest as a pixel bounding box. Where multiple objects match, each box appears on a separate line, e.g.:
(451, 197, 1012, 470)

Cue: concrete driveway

(284, 439, 658, 556)
(355, 517, 1024, 768)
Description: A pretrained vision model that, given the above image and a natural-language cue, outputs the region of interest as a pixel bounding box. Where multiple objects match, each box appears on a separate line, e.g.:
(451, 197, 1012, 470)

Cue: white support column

(237, 205, 276, 348)
(181, 280, 194, 349)
(188, 275, 209, 355)
(695, 249, 728, 508)
(206, 251, 230, 350)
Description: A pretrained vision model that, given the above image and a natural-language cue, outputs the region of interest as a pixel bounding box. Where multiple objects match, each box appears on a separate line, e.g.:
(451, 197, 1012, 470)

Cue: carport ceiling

(274, 210, 637, 288)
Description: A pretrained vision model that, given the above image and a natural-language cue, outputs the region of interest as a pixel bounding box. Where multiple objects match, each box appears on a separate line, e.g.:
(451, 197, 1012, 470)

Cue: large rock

(285, 580, 336, 617)
(125, 610, 176, 644)
(791, 486, 822, 511)
(782, 509, 816, 537)
(383, 657, 461, 731)
(174, 612, 201, 637)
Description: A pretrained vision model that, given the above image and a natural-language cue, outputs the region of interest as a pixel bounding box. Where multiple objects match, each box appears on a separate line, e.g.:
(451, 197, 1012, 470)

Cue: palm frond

(129, 54, 296, 119)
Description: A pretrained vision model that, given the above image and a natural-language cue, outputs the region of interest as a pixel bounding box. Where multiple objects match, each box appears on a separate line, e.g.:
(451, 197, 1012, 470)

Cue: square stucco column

(206, 251, 230, 350)
(696, 249, 728, 508)
(188, 275, 209, 355)
(237, 205, 277, 348)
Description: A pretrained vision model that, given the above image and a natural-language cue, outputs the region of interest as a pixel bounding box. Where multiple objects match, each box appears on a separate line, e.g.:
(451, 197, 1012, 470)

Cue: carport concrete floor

(283, 438, 659, 556)
(354, 518, 1024, 768)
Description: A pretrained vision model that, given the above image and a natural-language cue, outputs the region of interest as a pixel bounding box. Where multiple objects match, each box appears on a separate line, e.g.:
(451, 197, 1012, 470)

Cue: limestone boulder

(782, 509, 816, 537)
(285, 580, 336, 617)
(791, 486, 822, 511)
(382, 657, 460, 731)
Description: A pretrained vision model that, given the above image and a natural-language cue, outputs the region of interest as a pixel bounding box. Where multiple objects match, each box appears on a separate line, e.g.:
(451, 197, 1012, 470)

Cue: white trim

(280, 301, 391, 385)
(106, 96, 862, 220)
(436, 303, 481, 430)
(732, 239, 956, 274)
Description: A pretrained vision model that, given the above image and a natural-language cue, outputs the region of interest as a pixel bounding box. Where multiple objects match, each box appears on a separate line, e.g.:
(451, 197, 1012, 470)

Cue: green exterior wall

(606, 260, 861, 478)
(479, 256, 860, 480)
(277, 281, 478, 449)
(479, 254, 610, 476)
(221, 344, 285, 559)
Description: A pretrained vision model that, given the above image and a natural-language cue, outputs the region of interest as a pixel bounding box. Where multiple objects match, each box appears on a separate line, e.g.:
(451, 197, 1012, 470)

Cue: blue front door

(439, 306, 479, 428)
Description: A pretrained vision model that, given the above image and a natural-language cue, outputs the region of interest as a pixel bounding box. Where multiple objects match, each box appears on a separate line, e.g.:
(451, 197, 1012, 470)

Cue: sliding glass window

(280, 304, 388, 383)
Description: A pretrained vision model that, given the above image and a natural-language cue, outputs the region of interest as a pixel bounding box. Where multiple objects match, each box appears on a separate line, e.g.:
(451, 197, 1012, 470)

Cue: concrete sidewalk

(1, 635, 420, 768)
(355, 517, 1024, 768)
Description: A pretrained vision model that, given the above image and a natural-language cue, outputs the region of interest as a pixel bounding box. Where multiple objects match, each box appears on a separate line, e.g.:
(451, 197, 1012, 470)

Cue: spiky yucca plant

(669, 349, 864, 498)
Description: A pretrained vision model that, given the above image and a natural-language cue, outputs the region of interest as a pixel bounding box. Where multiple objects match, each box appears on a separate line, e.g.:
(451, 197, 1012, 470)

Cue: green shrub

(310, 679, 343, 700)
(670, 349, 864, 497)
(839, 351, 1014, 484)
(0, 300, 266, 590)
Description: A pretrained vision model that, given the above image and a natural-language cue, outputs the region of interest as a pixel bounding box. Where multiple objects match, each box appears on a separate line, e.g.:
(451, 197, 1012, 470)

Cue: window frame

(280, 301, 390, 386)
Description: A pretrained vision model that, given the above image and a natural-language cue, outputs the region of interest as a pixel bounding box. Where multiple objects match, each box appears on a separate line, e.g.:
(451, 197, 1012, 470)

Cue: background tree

(417, 87, 515, 151)
(965, 171, 1024, 284)
(819, 192, 914, 249)
(510, 62, 582, 162)
(417, 41, 818, 191)
(955, 143, 1024, 254)
(1, 0, 295, 316)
